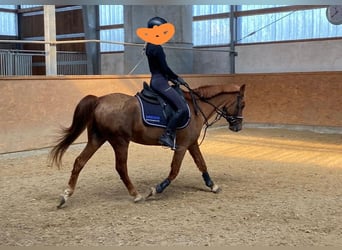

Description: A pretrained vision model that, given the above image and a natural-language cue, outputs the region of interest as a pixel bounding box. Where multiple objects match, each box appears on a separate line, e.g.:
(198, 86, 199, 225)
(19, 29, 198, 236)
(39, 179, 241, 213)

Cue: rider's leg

(158, 89, 188, 149)
(150, 75, 188, 149)
(159, 109, 187, 149)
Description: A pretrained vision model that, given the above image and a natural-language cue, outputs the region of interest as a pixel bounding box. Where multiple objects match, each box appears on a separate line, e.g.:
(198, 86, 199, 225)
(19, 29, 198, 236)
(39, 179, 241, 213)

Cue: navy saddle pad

(135, 82, 190, 129)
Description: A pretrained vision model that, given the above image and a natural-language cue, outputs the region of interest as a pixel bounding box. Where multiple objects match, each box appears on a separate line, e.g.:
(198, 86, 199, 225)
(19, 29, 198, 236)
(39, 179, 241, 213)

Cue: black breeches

(150, 74, 187, 111)
(150, 74, 188, 131)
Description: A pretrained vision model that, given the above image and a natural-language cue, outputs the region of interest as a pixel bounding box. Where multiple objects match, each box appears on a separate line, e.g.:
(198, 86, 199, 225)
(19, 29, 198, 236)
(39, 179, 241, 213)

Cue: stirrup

(159, 133, 177, 150)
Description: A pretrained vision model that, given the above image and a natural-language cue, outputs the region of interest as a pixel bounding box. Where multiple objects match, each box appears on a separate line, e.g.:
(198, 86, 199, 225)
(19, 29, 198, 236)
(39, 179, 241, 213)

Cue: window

(238, 7, 342, 43)
(193, 5, 230, 46)
(0, 5, 17, 36)
(100, 28, 124, 52)
(193, 18, 229, 46)
(99, 5, 123, 25)
(193, 5, 230, 16)
(99, 5, 124, 52)
(239, 5, 287, 11)
(20, 5, 42, 9)
(193, 5, 342, 46)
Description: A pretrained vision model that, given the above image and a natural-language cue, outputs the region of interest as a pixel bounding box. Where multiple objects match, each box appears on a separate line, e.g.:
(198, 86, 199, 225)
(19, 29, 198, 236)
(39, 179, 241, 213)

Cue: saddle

(135, 82, 190, 129)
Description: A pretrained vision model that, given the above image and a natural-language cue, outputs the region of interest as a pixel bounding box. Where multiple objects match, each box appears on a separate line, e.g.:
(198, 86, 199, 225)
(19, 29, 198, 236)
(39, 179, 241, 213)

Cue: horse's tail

(49, 95, 98, 168)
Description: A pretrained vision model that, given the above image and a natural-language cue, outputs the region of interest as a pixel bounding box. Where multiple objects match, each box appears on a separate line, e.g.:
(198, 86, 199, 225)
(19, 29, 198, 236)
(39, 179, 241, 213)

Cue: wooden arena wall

(0, 71, 341, 154)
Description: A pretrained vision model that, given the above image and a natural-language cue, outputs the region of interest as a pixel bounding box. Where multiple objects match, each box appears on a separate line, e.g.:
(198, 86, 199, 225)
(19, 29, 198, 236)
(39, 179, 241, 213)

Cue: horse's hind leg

(188, 143, 221, 193)
(110, 138, 143, 202)
(58, 139, 104, 208)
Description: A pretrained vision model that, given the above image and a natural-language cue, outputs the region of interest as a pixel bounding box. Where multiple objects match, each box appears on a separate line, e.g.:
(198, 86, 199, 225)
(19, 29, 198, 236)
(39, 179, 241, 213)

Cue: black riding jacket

(145, 43, 178, 81)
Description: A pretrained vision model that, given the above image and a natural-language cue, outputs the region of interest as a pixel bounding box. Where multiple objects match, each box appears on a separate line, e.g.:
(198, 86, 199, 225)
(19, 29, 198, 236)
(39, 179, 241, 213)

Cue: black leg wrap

(202, 172, 214, 188)
(156, 178, 171, 193)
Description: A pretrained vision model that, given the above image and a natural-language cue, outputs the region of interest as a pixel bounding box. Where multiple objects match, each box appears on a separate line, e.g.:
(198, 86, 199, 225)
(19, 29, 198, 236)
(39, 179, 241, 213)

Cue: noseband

(222, 94, 244, 126)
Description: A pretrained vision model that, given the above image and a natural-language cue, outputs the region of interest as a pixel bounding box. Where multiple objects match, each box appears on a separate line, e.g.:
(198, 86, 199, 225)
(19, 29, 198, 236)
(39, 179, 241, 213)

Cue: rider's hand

(176, 77, 186, 86)
(171, 78, 180, 85)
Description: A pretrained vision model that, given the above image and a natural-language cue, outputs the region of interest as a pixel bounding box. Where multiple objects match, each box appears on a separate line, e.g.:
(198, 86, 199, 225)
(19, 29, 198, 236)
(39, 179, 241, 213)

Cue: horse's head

(223, 84, 245, 132)
(185, 83, 246, 133)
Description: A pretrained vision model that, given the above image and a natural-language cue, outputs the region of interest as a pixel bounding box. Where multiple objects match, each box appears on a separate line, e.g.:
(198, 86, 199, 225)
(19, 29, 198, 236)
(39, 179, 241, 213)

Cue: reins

(181, 82, 242, 146)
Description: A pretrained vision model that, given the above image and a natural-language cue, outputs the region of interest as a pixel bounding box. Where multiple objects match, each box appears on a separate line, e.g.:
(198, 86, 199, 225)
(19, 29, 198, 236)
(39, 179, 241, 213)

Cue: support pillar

(82, 5, 100, 75)
(44, 5, 57, 76)
(229, 5, 238, 74)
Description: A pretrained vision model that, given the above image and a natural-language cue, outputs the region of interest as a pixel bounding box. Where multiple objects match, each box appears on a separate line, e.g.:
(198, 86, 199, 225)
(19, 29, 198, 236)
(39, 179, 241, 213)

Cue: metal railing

(0, 49, 87, 76)
(57, 51, 87, 75)
(0, 50, 33, 75)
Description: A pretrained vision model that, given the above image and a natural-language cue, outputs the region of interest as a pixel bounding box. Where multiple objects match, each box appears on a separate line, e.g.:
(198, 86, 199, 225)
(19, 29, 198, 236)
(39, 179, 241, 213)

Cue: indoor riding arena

(1, 4, 341, 247)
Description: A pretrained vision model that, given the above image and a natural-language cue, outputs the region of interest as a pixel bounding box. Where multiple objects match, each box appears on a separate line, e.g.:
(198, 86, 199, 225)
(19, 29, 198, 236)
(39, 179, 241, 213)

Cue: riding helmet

(147, 16, 167, 28)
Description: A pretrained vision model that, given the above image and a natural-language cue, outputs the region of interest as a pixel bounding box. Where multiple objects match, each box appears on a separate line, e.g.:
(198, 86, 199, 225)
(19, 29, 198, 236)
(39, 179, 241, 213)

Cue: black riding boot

(159, 110, 187, 150)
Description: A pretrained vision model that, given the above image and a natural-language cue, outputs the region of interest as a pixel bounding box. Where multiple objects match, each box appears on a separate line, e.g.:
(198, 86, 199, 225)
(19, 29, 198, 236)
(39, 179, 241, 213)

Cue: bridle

(182, 82, 244, 145)
(223, 94, 244, 127)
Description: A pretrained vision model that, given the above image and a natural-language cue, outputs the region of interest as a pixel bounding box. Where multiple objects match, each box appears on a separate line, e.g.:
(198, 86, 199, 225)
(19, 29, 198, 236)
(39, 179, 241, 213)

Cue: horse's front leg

(188, 143, 221, 193)
(146, 148, 187, 198)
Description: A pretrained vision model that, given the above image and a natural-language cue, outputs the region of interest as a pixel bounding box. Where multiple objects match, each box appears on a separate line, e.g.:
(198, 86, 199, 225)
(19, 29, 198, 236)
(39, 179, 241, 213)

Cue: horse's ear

(240, 84, 246, 95)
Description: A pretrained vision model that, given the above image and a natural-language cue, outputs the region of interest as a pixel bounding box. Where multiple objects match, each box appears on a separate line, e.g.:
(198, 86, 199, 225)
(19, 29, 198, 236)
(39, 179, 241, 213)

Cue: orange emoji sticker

(136, 23, 175, 45)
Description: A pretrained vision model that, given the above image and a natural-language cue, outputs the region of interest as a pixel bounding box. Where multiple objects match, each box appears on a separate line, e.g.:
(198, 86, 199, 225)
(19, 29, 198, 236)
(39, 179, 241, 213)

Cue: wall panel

(0, 71, 341, 153)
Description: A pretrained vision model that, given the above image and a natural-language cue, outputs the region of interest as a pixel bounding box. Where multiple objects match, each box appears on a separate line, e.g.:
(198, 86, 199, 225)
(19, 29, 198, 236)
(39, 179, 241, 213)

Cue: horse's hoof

(133, 194, 144, 203)
(57, 196, 66, 209)
(145, 187, 157, 199)
(211, 184, 221, 193)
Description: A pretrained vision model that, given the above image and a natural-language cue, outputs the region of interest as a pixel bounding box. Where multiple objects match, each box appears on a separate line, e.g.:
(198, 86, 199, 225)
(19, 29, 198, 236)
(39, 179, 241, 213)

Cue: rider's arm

(154, 45, 178, 81)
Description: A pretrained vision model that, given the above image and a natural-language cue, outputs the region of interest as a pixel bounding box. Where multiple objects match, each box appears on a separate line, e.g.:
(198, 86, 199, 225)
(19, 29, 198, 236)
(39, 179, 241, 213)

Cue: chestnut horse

(50, 83, 245, 208)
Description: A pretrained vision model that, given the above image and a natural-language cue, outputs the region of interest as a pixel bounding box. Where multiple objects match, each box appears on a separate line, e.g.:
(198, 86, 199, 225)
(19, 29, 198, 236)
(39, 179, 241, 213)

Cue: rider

(145, 16, 188, 150)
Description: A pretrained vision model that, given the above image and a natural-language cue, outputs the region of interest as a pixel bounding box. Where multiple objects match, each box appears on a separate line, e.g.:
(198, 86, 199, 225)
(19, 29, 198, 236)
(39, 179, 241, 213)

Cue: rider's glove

(172, 77, 186, 86)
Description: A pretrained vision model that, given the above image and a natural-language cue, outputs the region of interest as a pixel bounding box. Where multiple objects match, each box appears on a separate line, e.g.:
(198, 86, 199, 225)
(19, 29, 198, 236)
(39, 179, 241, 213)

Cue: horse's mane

(184, 84, 240, 99)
